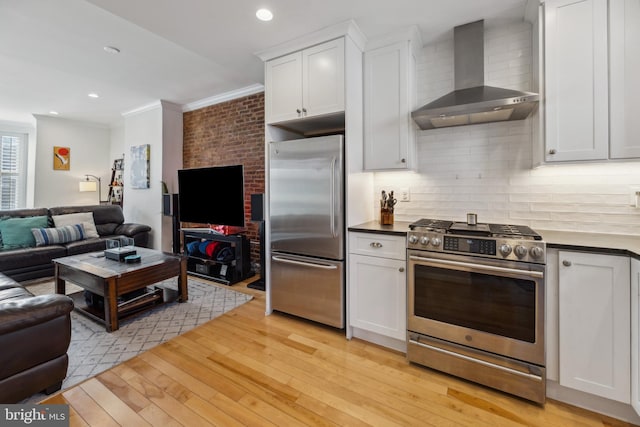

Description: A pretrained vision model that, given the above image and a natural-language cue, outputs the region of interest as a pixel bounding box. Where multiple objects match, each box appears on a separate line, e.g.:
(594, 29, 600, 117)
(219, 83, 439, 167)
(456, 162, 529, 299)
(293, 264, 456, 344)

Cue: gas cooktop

(407, 218, 545, 263)
(409, 218, 542, 241)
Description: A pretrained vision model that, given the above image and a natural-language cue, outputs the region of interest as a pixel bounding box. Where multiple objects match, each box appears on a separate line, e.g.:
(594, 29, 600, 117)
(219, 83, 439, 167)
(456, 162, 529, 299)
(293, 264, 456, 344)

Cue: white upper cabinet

(558, 251, 630, 403)
(265, 38, 345, 125)
(544, 0, 640, 162)
(363, 28, 419, 171)
(610, 0, 640, 159)
(544, 0, 609, 162)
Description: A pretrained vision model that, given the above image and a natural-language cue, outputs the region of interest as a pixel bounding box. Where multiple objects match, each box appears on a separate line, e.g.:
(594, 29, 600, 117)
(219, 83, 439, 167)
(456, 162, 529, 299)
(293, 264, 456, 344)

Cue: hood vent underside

(411, 20, 539, 130)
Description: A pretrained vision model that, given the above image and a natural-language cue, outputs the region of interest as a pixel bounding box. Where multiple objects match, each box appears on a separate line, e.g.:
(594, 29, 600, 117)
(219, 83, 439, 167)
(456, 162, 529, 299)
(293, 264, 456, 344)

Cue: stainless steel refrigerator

(269, 135, 344, 328)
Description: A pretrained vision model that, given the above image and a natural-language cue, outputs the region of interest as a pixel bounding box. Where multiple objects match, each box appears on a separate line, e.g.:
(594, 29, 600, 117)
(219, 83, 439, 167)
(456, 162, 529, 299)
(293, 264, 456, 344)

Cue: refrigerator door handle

(272, 255, 338, 270)
(330, 156, 337, 238)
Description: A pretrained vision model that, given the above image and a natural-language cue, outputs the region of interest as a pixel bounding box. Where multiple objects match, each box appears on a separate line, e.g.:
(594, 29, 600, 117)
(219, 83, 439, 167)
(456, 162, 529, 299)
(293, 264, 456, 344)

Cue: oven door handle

(409, 255, 544, 279)
(272, 255, 338, 270)
(409, 337, 543, 381)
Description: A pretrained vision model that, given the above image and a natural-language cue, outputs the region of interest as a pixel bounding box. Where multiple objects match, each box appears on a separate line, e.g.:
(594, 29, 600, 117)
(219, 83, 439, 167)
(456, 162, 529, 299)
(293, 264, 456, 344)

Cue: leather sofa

(0, 273, 73, 403)
(0, 205, 151, 282)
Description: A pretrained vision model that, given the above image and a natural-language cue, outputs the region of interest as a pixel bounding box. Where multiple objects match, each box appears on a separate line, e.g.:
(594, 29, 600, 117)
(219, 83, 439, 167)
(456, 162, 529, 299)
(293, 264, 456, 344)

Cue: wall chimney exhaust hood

(411, 20, 539, 130)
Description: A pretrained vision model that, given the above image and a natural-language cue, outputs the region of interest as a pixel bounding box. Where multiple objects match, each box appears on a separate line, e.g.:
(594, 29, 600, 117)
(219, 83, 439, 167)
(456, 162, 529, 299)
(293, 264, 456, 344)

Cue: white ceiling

(0, 0, 528, 126)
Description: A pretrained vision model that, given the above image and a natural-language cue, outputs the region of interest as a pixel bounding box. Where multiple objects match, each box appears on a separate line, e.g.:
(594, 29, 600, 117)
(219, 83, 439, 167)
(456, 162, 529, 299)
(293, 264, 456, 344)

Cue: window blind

(0, 132, 26, 209)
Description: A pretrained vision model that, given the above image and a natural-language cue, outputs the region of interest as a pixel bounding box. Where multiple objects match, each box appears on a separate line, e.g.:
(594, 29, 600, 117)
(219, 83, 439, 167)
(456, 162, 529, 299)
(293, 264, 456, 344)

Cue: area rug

(21, 278, 252, 403)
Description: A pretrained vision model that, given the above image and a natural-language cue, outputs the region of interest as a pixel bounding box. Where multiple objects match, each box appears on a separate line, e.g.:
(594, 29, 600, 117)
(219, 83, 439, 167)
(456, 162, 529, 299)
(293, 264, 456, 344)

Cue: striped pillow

(31, 224, 86, 246)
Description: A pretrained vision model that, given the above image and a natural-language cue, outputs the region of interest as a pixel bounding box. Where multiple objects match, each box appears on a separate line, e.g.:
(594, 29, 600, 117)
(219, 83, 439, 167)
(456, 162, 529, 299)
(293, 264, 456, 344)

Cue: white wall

(33, 115, 111, 207)
(374, 21, 640, 236)
(109, 121, 125, 164)
(123, 104, 163, 249)
(122, 101, 183, 250)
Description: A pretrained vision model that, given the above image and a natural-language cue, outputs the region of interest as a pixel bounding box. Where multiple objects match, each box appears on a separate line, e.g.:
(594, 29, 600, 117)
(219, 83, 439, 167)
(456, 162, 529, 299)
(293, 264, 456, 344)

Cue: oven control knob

(499, 244, 512, 256)
(514, 245, 528, 258)
(408, 235, 418, 244)
(431, 237, 442, 247)
(420, 236, 430, 246)
(530, 246, 544, 259)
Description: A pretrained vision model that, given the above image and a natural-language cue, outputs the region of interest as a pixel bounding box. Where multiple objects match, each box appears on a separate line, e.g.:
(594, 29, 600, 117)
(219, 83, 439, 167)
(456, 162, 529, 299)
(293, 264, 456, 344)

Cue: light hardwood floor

(42, 276, 637, 426)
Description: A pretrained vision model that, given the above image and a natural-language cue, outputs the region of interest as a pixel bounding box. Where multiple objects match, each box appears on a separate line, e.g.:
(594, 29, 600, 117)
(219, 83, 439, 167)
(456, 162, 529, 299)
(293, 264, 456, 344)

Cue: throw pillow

(52, 212, 99, 238)
(0, 216, 49, 249)
(31, 224, 86, 246)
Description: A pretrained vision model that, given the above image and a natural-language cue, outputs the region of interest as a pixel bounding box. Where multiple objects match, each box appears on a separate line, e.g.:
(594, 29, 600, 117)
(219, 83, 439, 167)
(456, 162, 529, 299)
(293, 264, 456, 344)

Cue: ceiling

(0, 0, 528, 126)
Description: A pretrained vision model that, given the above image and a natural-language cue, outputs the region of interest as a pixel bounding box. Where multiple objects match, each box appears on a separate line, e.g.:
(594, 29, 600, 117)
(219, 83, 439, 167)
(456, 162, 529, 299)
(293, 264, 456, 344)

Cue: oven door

(408, 250, 545, 366)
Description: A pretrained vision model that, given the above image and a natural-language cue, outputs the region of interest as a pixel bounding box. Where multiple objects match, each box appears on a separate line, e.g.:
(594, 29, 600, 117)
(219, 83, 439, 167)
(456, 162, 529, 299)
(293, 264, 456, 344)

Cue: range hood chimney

(411, 20, 539, 130)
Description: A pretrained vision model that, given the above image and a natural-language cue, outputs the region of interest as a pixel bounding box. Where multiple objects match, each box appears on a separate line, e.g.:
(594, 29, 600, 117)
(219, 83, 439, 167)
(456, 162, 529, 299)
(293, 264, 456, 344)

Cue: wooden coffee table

(54, 247, 187, 332)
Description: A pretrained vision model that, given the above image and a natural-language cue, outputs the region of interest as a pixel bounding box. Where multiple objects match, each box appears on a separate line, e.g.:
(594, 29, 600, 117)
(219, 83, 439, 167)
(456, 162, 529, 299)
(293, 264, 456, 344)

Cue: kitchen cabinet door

(265, 39, 344, 125)
(348, 232, 407, 350)
(544, 0, 608, 162)
(632, 258, 640, 416)
(265, 52, 303, 123)
(302, 39, 345, 120)
(364, 40, 414, 170)
(349, 253, 406, 341)
(558, 251, 630, 403)
(610, 0, 640, 159)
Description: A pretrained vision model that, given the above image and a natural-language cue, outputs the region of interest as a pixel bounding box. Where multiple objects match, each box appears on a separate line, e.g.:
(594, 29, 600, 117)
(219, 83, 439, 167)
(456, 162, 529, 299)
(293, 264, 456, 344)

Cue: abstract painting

(130, 144, 150, 189)
(53, 146, 70, 170)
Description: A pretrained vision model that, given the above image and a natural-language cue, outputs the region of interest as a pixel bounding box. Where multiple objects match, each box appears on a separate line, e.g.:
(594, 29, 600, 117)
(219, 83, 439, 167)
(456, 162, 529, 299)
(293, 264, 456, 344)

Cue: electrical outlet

(631, 186, 640, 208)
(400, 188, 410, 202)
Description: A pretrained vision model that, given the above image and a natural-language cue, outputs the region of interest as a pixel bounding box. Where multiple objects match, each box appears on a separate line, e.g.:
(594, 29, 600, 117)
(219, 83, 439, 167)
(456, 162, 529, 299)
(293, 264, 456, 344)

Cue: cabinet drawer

(349, 232, 406, 260)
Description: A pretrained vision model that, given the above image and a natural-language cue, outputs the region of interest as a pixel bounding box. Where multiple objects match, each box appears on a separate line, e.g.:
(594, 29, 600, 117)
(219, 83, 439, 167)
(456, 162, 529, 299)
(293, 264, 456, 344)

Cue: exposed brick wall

(183, 92, 265, 268)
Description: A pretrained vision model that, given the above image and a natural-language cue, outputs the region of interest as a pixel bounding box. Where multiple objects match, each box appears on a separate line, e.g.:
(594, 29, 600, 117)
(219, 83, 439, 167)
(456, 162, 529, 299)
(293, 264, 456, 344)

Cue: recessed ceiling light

(49, 111, 59, 115)
(88, 93, 99, 98)
(103, 46, 121, 54)
(256, 8, 273, 21)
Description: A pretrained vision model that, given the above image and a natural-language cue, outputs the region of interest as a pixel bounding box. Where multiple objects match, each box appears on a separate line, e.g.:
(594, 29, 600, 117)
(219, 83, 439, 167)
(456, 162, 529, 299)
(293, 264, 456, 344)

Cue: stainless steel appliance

(407, 218, 546, 403)
(269, 135, 344, 328)
(411, 20, 539, 130)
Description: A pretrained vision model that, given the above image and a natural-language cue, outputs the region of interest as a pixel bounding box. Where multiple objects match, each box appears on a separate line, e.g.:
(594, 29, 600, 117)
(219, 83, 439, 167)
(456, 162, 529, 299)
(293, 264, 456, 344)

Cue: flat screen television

(177, 165, 245, 227)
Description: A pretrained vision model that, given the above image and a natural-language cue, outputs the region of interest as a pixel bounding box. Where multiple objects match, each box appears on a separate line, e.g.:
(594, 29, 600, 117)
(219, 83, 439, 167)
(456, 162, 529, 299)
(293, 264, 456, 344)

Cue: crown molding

(256, 19, 366, 61)
(182, 84, 264, 112)
(121, 101, 162, 118)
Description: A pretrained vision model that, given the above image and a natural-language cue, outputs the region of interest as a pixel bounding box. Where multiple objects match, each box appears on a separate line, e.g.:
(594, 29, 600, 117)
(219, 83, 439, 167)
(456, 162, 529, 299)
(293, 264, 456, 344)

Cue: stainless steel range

(406, 217, 546, 403)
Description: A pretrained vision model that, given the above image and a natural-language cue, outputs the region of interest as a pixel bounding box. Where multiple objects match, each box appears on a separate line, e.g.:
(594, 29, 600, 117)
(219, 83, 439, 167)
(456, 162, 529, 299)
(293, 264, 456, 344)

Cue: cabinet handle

(296, 108, 302, 114)
(548, 149, 557, 155)
(369, 242, 383, 248)
(399, 267, 405, 273)
(562, 260, 572, 267)
(302, 107, 307, 114)
(401, 158, 406, 163)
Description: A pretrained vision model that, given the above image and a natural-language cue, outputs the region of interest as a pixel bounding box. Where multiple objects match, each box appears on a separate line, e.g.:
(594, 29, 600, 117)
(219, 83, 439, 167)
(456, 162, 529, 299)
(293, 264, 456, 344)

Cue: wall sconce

(79, 175, 102, 203)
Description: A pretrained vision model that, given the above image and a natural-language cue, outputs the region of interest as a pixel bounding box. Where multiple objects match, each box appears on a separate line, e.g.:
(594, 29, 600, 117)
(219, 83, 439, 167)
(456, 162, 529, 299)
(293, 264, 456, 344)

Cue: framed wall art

(53, 146, 70, 170)
(130, 144, 150, 189)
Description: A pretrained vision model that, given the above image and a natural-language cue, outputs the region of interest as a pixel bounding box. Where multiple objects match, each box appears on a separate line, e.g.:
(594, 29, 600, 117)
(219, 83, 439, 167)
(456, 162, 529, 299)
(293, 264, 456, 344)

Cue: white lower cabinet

(632, 258, 640, 415)
(558, 250, 630, 403)
(348, 232, 406, 351)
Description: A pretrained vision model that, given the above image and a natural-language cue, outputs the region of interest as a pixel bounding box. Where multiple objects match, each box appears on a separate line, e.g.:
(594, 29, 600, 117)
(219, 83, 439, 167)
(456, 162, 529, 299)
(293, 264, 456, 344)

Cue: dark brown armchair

(0, 274, 73, 403)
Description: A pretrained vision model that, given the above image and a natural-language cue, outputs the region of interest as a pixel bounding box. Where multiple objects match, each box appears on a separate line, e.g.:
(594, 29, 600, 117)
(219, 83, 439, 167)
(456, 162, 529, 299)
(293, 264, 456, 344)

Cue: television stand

(182, 230, 253, 285)
(180, 227, 223, 235)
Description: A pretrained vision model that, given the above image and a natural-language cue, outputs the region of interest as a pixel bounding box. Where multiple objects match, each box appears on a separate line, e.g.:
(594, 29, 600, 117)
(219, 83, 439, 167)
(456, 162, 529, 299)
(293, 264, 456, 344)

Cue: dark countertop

(348, 221, 640, 259)
(348, 220, 412, 236)
(537, 229, 640, 259)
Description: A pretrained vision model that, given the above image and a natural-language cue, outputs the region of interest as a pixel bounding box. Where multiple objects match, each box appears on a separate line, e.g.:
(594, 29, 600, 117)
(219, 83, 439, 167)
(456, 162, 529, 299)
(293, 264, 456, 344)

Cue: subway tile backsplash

(374, 21, 640, 235)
